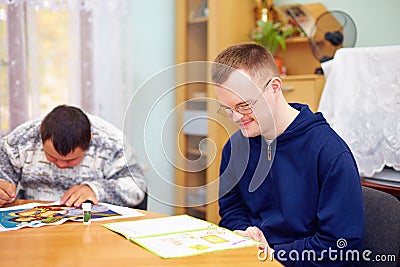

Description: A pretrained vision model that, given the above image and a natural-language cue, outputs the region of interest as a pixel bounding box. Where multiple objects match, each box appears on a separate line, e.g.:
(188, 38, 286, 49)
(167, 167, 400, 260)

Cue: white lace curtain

(2, 0, 133, 131)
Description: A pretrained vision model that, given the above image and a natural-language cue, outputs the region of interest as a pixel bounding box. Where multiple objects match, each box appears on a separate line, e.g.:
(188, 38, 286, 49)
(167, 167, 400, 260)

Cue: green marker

(82, 202, 92, 225)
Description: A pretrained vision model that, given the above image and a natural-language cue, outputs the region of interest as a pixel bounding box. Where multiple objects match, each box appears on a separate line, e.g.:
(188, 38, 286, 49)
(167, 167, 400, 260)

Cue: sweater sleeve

(82, 142, 146, 208)
(218, 141, 252, 230)
(273, 152, 365, 266)
(0, 134, 23, 185)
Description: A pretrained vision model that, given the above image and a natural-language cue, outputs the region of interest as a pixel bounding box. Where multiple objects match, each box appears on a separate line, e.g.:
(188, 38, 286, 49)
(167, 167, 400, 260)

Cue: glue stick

(82, 202, 92, 225)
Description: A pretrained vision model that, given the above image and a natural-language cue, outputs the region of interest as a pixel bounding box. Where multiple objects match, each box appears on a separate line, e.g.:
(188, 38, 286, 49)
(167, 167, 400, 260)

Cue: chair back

(361, 186, 400, 266)
(133, 191, 147, 210)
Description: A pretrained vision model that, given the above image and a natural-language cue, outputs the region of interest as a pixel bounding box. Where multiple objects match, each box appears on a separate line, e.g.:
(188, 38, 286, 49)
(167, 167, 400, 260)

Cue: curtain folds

(4, 0, 133, 131)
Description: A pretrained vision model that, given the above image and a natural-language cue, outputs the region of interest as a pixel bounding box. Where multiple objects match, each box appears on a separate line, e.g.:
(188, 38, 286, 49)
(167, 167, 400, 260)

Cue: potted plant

(251, 20, 298, 74)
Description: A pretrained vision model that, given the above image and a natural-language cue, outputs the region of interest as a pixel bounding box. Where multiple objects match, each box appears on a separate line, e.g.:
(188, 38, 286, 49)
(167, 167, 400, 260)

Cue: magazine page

(0, 201, 144, 232)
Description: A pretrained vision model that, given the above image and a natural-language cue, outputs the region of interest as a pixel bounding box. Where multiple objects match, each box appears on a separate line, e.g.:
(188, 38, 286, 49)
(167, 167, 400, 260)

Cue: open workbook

(102, 214, 262, 258)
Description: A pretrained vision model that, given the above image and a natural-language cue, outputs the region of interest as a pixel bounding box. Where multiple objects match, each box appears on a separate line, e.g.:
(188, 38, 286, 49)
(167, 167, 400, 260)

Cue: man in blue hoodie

(210, 43, 365, 266)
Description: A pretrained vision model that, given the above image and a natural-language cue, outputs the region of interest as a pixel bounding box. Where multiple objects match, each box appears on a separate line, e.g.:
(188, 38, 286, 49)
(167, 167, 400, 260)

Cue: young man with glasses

(211, 43, 364, 266)
(0, 105, 146, 208)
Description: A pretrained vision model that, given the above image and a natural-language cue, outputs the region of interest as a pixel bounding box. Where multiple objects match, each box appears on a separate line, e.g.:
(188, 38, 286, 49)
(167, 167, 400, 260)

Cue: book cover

(102, 214, 262, 258)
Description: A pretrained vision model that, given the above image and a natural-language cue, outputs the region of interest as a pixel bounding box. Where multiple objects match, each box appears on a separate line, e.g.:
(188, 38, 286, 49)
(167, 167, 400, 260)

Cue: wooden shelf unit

(175, 0, 254, 224)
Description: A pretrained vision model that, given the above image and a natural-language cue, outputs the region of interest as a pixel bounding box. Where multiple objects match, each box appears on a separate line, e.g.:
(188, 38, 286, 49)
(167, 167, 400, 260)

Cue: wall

(128, 0, 176, 215)
(274, 0, 400, 47)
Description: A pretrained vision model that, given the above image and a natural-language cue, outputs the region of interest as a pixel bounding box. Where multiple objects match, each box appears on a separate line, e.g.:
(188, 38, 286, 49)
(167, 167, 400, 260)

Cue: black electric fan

(308, 10, 357, 73)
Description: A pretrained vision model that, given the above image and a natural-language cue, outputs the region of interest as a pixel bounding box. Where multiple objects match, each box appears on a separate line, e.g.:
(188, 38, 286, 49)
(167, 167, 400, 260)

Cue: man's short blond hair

(211, 43, 279, 88)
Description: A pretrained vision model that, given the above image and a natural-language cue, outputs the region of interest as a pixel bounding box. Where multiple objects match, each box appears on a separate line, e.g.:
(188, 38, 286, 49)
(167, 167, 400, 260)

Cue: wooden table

(0, 200, 282, 267)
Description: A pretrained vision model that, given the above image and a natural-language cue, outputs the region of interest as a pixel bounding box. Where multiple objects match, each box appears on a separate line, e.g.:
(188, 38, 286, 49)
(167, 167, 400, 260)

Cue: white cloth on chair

(318, 46, 400, 177)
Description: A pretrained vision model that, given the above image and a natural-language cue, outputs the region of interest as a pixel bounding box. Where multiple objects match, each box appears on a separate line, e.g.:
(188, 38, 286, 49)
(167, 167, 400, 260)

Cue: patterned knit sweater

(0, 114, 146, 207)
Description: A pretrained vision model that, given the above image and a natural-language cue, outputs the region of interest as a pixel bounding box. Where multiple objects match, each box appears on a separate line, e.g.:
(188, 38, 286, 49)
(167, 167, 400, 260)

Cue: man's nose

(55, 160, 68, 168)
(232, 110, 245, 122)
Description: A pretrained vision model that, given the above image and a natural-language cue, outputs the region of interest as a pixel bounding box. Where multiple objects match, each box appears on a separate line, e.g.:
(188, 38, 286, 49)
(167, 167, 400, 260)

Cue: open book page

(0, 201, 144, 232)
(102, 214, 212, 239)
(102, 215, 262, 258)
(133, 227, 261, 258)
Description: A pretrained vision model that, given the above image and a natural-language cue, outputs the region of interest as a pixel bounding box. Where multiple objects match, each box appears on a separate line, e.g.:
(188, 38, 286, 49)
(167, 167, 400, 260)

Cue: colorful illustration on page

(0, 204, 121, 230)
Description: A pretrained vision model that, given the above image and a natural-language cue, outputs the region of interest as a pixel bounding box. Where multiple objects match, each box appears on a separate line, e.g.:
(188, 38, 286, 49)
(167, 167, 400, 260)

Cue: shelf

(188, 205, 206, 212)
(183, 110, 208, 136)
(188, 16, 208, 24)
(186, 97, 207, 111)
(282, 74, 324, 80)
(286, 36, 309, 44)
(186, 206, 206, 219)
(187, 148, 201, 156)
(188, 0, 208, 24)
(187, 97, 207, 102)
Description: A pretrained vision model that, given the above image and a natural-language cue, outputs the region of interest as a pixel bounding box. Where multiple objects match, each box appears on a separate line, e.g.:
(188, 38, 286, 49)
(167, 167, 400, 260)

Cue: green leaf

(250, 19, 299, 55)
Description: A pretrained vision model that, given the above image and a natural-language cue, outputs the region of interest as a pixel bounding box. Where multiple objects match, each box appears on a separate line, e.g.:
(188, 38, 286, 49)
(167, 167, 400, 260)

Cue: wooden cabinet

(175, 0, 254, 224)
(282, 74, 325, 112)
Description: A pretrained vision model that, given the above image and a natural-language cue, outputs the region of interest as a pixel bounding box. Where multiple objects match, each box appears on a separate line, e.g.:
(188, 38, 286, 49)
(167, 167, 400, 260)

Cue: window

(0, 1, 89, 134)
(27, 7, 72, 116)
(0, 4, 8, 133)
(0, 0, 133, 134)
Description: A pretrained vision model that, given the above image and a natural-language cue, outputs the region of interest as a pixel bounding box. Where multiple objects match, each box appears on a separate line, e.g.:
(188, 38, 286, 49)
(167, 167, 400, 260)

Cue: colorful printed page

(0, 201, 144, 232)
(102, 215, 262, 258)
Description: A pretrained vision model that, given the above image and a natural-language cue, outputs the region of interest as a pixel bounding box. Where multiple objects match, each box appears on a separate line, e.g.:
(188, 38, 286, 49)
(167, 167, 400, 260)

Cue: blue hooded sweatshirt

(219, 103, 365, 266)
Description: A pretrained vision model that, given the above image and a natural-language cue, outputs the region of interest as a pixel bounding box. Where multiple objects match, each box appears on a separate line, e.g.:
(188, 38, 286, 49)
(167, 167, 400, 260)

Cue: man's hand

(0, 180, 16, 207)
(234, 226, 269, 250)
(60, 184, 98, 207)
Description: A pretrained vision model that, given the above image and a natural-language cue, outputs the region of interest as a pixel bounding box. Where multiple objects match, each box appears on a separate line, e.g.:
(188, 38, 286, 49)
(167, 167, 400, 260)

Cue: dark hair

(211, 43, 279, 87)
(40, 105, 91, 156)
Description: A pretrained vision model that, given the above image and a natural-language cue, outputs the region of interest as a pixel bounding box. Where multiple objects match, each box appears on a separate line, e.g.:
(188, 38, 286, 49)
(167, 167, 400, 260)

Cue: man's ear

(271, 78, 282, 93)
(39, 123, 44, 142)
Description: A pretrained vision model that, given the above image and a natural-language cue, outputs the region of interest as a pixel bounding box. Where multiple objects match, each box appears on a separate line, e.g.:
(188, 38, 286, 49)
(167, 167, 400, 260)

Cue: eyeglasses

(217, 79, 272, 117)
